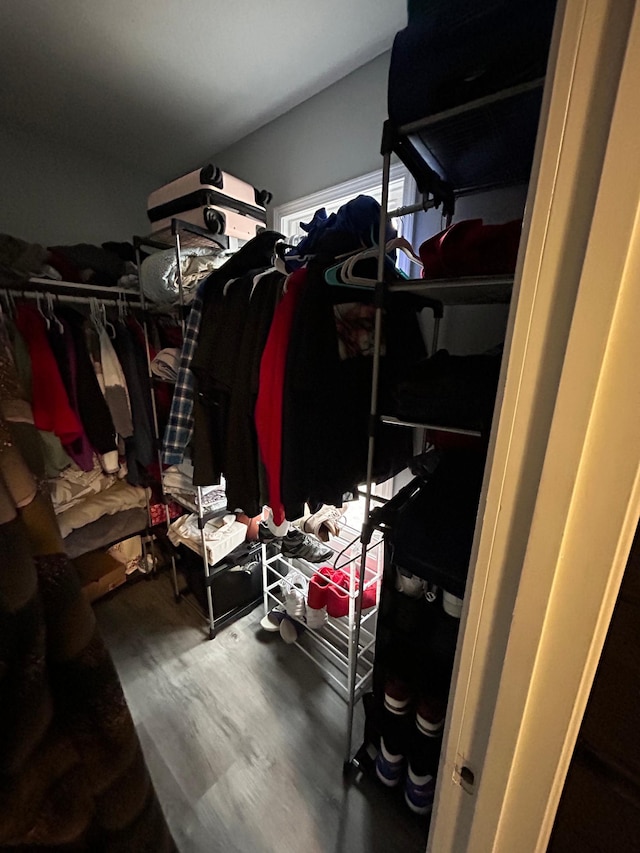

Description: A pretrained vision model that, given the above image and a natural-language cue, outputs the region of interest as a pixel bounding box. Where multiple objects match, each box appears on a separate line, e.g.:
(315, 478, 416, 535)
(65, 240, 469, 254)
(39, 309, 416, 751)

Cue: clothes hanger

(324, 237, 421, 288)
(36, 293, 51, 329)
(100, 302, 117, 339)
(46, 292, 64, 334)
(342, 237, 422, 285)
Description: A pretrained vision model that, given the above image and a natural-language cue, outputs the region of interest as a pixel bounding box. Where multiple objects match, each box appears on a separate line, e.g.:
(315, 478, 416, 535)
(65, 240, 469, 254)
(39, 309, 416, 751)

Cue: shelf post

(344, 149, 392, 766)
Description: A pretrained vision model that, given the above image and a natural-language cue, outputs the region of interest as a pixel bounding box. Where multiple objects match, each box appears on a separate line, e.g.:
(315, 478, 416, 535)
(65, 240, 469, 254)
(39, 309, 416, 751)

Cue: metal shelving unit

(135, 218, 262, 639)
(260, 522, 384, 703)
(344, 79, 544, 769)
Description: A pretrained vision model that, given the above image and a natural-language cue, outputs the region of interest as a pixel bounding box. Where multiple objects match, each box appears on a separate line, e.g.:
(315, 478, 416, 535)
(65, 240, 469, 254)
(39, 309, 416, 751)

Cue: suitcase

(147, 165, 272, 241)
(151, 205, 265, 242)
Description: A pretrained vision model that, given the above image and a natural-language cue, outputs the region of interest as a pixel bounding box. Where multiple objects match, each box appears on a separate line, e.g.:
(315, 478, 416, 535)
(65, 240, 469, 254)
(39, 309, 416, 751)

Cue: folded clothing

(163, 461, 226, 513)
(395, 349, 502, 432)
(168, 512, 246, 567)
(151, 348, 181, 382)
(419, 219, 522, 279)
(64, 507, 148, 560)
(57, 480, 150, 539)
(48, 457, 117, 515)
(140, 247, 225, 304)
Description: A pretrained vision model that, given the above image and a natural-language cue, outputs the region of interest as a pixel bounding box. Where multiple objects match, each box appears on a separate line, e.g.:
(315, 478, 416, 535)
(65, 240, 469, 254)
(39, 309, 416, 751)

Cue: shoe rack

(260, 517, 384, 704)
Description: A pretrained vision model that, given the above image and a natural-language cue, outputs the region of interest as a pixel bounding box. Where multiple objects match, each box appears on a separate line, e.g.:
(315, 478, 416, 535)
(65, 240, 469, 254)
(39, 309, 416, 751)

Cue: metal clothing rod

(26, 277, 141, 298)
(387, 197, 437, 219)
(1, 287, 141, 308)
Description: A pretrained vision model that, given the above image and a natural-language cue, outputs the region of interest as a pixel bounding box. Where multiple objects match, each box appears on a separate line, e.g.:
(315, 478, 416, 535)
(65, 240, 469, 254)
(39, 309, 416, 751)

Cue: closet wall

(0, 125, 160, 244)
(215, 52, 392, 211)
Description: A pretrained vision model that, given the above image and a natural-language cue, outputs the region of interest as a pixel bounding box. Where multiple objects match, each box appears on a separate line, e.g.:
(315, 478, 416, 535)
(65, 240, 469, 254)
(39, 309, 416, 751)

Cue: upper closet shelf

(389, 273, 513, 305)
(385, 78, 545, 210)
(138, 218, 228, 252)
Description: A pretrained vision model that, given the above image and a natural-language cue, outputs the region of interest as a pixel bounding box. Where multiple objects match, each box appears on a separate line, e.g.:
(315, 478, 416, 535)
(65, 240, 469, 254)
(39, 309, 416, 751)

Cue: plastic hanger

(325, 237, 421, 288)
(36, 293, 51, 329)
(46, 293, 64, 334)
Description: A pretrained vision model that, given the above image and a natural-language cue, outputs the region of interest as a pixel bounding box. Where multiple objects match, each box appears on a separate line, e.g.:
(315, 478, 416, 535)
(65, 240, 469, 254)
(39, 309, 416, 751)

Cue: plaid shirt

(162, 285, 205, 465)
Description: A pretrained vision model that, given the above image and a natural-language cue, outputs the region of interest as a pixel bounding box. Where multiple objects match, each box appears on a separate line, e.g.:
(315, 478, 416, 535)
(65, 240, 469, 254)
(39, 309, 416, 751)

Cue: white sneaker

(280, 569, 308, 621)
(301, 505, 345, 542)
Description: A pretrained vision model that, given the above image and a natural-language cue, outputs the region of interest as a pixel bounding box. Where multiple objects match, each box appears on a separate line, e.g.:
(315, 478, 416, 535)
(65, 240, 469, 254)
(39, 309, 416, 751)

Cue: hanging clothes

(97, 323, 133, 440)
(57, 307, 119, 474)
(280, 239, 424, 515)
(255, 268, 307, 525)
(14, 302, 83, 446)
(171, 230, 284, 471)
(47, 315, 95, 471)
(113, 322, 155, 486)
(223, 269, 283, 516)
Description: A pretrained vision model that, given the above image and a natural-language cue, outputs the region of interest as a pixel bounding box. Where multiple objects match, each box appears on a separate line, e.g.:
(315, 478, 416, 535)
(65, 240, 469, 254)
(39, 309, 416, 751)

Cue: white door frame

(428, 2, 640, 850)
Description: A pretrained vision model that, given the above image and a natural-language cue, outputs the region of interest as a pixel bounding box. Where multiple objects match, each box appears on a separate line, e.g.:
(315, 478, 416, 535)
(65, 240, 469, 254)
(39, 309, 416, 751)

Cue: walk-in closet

(2, 2, 640, 852)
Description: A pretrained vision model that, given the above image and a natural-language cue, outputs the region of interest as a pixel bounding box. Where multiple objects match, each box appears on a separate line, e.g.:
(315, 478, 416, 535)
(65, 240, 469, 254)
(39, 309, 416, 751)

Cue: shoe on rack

(325, 568, 377, 617)
(306, 566, 332, 629)
(303, 504, 345, 542)
(280, 569, 308, 621)
(258, 520, 283, 548)
(307, 566, 332, 609)
(384, 677, 412, 716)
(416, 696, 447, 737)
(375, 736, 405, 788)
(260, 606, 286, 633)
(404, 765, 436, 815)
(279, 614, 305, 644)
(326, 570, 350, 618)
(281, 527, 333, 563)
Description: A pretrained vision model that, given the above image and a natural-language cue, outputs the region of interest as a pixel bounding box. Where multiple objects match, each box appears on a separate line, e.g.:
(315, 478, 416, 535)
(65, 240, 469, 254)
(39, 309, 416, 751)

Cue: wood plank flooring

(95, 575, 429, 853)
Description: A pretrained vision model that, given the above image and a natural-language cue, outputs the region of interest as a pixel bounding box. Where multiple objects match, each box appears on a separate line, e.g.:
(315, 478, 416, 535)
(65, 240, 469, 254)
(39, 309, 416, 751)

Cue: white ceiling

(0, 0, 406, 179)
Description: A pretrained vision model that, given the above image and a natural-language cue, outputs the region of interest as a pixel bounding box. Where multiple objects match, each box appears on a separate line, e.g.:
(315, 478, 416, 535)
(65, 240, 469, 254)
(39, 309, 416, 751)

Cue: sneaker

(279, 614, 305, 644)
(281, 528, 332, 563)
(416, 696, 447, 737)
(303, 504, 344, 542)
(404, 765, 435, 815)
(384, 677, 411, 715)
(258, 520, 283, 547)
(375, 736, 405, 787)
(259, 606, 286, 633)
(280, 569, 308, 621)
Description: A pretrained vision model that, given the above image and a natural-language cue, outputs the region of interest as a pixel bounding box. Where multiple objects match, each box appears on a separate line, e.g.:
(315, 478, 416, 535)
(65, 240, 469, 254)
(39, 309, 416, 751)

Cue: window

(273, 164, 417, 253)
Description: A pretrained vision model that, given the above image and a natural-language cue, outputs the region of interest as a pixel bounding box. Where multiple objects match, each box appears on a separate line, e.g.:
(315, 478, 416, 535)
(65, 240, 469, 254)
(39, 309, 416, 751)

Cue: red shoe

(307, 566, 333, 610)
(326, 570, 350, 618)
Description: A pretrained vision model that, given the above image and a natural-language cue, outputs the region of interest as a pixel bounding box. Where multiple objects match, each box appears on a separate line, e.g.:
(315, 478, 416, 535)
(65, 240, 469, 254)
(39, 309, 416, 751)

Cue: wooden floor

(95, 575, 429, 853)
